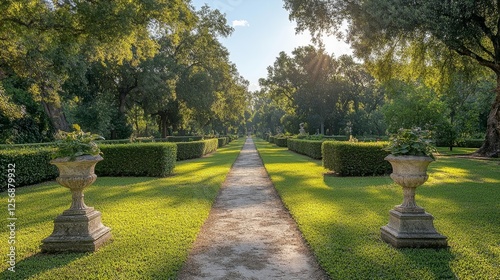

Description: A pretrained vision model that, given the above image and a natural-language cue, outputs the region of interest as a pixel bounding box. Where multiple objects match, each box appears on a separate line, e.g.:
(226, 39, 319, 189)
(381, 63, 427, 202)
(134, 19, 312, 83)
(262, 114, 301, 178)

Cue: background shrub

(176, 139, 218, 161)
(166, 136, 203, 142)
(459, 139, 483, 148)
(218, 137, 229, 148)
(96, 143, 177, 177)
(0, 148, 57, 189)
(268, 136, 275, 144)
(274, 137, 288, 147)
(288, 139, 324, 159)
(323, 135, 349, 141)
(322, 141, 391, 176)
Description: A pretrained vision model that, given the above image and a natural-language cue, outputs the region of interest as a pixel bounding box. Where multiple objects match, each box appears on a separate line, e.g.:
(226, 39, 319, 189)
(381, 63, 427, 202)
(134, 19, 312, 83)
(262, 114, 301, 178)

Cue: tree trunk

(159, 112, 168, 138)
(475, 75, 500, 157)
(41, 100, 70, 132)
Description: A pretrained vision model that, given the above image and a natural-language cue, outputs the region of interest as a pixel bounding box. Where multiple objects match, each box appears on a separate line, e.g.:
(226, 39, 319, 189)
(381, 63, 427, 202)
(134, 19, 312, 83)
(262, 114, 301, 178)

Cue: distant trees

(257, 45, 384, 136)
(283, 0, 500, 156)
(0, 1, 250, 143)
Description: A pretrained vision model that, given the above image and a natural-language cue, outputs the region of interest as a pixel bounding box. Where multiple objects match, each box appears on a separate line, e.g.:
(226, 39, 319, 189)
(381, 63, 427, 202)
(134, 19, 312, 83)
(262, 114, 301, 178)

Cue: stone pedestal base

(41, 209, 111, 253)
(381, 209, 447, 248)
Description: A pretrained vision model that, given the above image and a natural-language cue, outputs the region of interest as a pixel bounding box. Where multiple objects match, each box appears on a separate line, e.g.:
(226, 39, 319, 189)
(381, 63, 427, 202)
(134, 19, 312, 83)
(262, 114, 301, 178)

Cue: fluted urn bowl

(50, 154, 103, 213)
(385, 154, 434, 211)
(385, 154, 433, 187)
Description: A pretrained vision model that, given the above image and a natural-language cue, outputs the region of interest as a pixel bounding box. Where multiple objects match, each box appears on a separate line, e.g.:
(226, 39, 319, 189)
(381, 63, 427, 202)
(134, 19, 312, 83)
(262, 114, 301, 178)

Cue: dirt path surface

(178, 138, 328, 280)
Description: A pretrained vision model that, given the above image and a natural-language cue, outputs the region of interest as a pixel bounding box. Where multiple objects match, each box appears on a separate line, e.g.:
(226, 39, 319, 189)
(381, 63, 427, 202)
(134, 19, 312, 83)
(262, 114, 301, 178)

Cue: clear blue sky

(191, 0, 352, 91)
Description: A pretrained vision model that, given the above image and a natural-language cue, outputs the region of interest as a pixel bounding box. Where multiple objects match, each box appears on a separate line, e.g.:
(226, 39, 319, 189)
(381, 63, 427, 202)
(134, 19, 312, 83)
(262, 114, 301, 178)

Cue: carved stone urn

(381, 155, 447, 248)
(41, 155, 111, 253)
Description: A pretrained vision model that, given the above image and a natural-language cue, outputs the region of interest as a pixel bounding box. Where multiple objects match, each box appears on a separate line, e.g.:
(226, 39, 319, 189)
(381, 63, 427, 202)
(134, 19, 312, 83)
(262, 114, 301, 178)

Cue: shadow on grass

(1, 252, 87, 280)
(254, 139, 460, 279)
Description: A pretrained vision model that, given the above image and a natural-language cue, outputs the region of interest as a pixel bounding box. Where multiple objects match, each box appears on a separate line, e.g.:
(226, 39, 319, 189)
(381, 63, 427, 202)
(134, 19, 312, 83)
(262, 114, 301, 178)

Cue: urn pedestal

(381, 155, 447, 248)
(41, 155, 111, 253)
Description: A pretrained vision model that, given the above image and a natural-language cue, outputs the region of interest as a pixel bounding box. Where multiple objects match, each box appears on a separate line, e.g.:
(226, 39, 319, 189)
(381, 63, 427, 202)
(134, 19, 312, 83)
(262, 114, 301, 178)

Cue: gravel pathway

(178, 137, 328, 280)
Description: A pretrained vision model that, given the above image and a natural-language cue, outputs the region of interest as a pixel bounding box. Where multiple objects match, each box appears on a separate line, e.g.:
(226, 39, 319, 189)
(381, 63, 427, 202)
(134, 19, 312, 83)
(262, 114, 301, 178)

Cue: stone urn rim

(384, 154, 434, 162)
(50, 154, 103, 164)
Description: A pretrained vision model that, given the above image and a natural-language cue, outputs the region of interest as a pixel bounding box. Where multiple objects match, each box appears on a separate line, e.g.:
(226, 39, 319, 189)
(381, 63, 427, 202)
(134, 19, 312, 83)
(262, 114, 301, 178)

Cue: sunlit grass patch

(0, 140, 244, 279)
(256, 138, 499, 280)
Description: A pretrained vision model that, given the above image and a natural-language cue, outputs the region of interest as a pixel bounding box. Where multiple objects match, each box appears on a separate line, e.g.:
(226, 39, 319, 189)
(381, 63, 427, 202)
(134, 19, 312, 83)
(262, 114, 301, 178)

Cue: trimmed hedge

(218, 137, 233, 148)
(274, 137, 288, 147)
(460, 139, 483, 148)
(0, 148, 58, 190)
(322, 141, 391, 176)
(176, 139, 218, 161)
(324, 135, 349, 141)
(287, 139, 324, 159)
(0, 142, 56, 150)
(166, 136, 203, 142)
(96, 143, 177, 177)
(268, 136, 275, 144)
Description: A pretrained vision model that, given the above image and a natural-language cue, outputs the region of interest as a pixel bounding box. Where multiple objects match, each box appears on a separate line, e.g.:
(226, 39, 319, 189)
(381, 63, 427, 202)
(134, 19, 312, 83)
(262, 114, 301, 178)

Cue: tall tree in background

(0, 0, 192, 132)
(284, 0, 500, 156)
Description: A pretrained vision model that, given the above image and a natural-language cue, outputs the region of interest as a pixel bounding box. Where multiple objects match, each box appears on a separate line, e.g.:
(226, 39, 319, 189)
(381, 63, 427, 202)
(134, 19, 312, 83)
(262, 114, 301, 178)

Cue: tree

(0, 0, 193, 133)
(260, 45, 382, 136)
(284, 0, 500, 156)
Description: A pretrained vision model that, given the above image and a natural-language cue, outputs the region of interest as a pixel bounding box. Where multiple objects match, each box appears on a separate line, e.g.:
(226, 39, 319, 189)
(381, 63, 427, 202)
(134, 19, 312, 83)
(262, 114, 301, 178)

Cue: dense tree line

(0, 0, 250, 143)
(252, 44, 492, 147)
(282, 0, 500, 156)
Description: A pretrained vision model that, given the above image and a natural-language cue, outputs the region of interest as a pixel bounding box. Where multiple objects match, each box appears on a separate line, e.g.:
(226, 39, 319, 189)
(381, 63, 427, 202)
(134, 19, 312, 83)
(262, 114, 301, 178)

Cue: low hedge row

(322, 141, 391, 176)
(0, 148, 57, 190)
(0, 139, 224, 188)
(268, 136, 275, 144)
(274, 137, 288, 147)
(176, 139, 218, 161)
(218, 137, 232, 148)
(287, 139, 324, 159)
(459, 139, 483, 148)
(96, 143, 177, 177)
(166, 136, 203, 142)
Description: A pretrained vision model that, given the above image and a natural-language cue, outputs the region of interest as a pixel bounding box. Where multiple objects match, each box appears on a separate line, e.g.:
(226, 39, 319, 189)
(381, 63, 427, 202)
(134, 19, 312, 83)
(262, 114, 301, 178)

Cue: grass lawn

(0, 139, 244, 280)
(436, 147, 478, 156)
(255, 139, 499, 280)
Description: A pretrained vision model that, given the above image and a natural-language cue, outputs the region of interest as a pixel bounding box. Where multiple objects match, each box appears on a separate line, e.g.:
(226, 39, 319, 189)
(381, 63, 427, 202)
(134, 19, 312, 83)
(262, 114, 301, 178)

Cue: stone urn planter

(41, 126, 111, 253)
(381, 128, 447, 248)
(381, 155, 447, 248)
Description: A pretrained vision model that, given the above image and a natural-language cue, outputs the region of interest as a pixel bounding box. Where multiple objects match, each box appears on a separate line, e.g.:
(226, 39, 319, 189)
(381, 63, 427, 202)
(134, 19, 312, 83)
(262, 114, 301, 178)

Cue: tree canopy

(0, 1, 250, 142)
(284, 0, 500, 157)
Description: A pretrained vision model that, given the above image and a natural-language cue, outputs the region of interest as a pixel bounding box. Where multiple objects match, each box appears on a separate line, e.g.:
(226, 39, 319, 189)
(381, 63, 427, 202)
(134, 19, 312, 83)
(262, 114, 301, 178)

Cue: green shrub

(269, 136, 275, 144)
(166, 136, 203, 142)
(288, 139, 324, 159)
(324, 135, 348, 141)
(0, 142, 56, 150)
(0, 148, 58, 189)
(176, 139, 218, 161)
(96, 143, 177, 177)
(322, 141, 391, 176)
(218, 137, 228, 148)
(459, 139, 483, 148)
(274, 137, 288, 147)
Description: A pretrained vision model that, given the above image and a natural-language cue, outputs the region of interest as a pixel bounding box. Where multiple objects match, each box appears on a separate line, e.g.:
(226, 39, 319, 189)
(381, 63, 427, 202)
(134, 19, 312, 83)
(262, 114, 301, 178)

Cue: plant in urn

(381, 128, 447, 248)
(41, 125, 111, 253)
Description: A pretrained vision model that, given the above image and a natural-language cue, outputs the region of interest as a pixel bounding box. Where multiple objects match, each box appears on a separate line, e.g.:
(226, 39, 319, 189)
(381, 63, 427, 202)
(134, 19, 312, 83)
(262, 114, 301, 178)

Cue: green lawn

(436, 147, 478, 156)
(0, 140, 244, 280)
(255, 139, 499, 280)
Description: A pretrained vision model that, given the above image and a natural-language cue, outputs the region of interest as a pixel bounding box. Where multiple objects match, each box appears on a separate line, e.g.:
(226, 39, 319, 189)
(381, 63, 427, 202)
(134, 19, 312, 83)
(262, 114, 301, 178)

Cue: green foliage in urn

(384, 128, 436, 159)
(52, 125, 104, 160)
